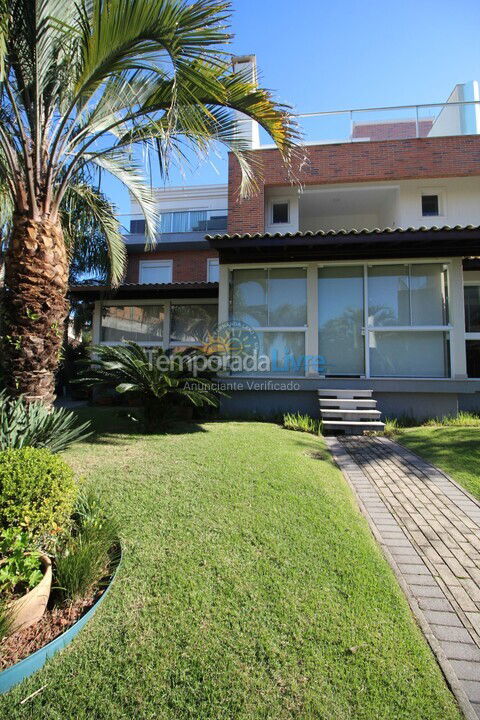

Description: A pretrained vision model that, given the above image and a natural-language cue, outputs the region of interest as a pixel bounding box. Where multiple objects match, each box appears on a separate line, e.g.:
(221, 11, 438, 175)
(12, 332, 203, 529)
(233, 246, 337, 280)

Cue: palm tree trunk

(3, 215, 68, 406)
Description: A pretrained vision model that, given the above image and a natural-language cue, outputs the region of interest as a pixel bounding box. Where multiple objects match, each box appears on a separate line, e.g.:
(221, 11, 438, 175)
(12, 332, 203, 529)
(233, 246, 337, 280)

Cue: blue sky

(105, 0, 480, 222)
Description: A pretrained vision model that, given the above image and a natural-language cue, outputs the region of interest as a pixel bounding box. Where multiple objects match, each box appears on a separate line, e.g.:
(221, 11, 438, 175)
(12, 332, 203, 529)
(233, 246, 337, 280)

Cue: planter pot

(9, 555, 52, 634)
(0, 547, 121, 695)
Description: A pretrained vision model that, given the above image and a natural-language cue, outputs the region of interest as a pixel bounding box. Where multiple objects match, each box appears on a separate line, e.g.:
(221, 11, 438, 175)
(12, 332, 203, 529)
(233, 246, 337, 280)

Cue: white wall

(267, 177, 480, 233)
(130, 184, 228, 216)
(397, 177, 480, 228)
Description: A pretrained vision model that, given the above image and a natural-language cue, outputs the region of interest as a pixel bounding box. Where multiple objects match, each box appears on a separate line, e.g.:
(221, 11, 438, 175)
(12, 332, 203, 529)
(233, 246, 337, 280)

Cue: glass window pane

(466, 339, 480, 378)
(208, 259, 219, 283)
(259, 332, 306, 376)
(422, 195, 439, 216)
(231, 269, 267, 327)
(272, 202, 289, 224)
(171, 212, 190, 232)
(101, 305, 164, 343)
(159, 213, 172, 233)
(268, 268, 307, 326)
(410, 264, 446, 325)
(370, 331, 449, 377)
(368, 265, 410, 326)
(318, 266, 365, 375)
(189, 211, 207, 232)
(170, 304, 218, 344)
(465, 285, 480, 333)
(139, 262, 172, 284)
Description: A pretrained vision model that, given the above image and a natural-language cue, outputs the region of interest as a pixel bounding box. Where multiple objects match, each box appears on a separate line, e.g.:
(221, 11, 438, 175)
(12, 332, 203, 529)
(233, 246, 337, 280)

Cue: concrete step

(319, 398, 377, 408)
(322, 420, 385, 431)
(318, 389, 373, 398)
(320, 409, 382, 419)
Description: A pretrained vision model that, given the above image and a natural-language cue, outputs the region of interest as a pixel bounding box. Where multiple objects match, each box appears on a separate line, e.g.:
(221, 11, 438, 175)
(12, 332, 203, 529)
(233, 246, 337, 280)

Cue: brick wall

(227, 135, 480, 235)
(126, 248, 218, 283)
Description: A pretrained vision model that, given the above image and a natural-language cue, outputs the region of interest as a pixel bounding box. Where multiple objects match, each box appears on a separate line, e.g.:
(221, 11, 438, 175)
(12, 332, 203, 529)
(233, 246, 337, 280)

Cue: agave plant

(0, 0, 298, 407)
(0, 390, 92, 452)
(78, 342, 222, 430)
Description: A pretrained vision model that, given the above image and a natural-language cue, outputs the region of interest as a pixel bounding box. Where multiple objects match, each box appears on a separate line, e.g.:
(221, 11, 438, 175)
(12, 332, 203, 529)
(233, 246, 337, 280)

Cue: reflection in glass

(268, 268, 307, 326)
(231, 268, 306, 328)
(368, 265, 409, 326)
(101, 305, 164, 343)
(410, 264, 447, 325)
(170, 304, 218, 344)
(370, 331, 449, 377)
(465, 285, 480, 333)
(231, 269, 268, 327)
(259, 332, 306, 376)
(318, 266, 365, 375)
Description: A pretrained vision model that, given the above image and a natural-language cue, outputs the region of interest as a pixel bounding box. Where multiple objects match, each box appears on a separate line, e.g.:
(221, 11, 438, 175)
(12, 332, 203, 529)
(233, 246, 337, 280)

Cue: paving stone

(417, 597, 455, 612)
(430, 624, 474, 643)
(411, 584, 445, 598)
(397, 563, 430, 574)
(332, 435, 480, 713)
(449, 659, 480, 681)
(441, 641, 480, 662)
(462, 680, 480, 703)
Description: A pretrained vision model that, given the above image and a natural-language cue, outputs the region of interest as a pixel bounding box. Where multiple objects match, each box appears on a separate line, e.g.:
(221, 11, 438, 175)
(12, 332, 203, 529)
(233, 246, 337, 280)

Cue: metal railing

(119, 209, 228, 237)
(258, 99, 480, 146)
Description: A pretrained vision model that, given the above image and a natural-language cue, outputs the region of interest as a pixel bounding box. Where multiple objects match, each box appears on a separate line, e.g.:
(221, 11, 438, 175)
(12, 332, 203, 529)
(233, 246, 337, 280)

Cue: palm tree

(0, 0, 297, 406)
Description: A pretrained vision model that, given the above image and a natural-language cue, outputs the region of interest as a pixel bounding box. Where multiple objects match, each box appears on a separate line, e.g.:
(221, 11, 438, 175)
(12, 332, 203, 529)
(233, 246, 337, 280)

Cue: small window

(421, 194, 439, 217)
(272, 201, 289, 224)
(207, 258, 219, 283)
(139, 260, 172, 284)
(465, 285, 480, 333)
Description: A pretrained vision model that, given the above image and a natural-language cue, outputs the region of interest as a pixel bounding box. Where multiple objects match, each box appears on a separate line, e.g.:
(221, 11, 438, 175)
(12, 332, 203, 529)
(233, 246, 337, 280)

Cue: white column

(218, 264, 229, 326)
(306, 263, 319, 376)
(449, 258, 467, 379)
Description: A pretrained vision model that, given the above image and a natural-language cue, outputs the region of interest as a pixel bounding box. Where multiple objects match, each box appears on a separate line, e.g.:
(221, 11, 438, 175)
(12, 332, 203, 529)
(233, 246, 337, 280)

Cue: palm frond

(64, 183, 126, 286)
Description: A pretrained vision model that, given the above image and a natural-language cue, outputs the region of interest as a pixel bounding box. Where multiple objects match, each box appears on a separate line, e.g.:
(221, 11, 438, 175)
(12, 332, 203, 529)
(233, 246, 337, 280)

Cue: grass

(398, 426, 480, 501)
(0, 409, 462, 720)
(283, 412, 322, 435)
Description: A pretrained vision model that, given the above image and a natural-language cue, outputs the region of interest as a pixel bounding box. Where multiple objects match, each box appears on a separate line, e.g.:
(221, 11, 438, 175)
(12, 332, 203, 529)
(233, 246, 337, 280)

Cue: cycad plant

(78, 342, 221, 430)
(0, 0, 297, 406)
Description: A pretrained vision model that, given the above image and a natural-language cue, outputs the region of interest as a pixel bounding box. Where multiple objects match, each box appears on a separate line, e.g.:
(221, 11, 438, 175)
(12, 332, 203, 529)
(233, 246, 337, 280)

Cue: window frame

(139, 259, 173, 284)
(97, 298, 218, 350)
(420, 187, 446, 219)
(224, 259, 454, 380)
(463, 279, 480, 377)
(207, 257, 220, 283)
(271, 200, 290, 225)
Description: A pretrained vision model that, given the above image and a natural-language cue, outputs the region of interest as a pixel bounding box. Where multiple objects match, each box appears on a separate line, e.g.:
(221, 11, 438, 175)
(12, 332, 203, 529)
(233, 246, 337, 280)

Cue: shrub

(0, 529, 43, 596)
(283, 412, 322, 435)
(77, 342, 225, 432)
(0, 448, 78, 538)
(0, 391, 92, 452)
(55, 490, 119, 602)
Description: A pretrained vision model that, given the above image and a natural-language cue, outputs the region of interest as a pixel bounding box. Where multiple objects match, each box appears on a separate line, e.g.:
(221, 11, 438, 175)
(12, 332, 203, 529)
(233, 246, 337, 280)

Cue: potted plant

(0, 529, 52, 633)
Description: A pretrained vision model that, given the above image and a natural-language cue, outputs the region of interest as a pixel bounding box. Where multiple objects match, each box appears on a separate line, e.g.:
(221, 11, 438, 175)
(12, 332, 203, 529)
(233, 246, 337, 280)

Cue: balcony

(257, 86, 480, 147)
(122, 208, 228, 244)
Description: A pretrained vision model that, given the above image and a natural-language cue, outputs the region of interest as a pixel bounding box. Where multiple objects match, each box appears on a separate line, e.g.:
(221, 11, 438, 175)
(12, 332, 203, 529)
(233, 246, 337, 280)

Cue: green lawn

(398, 426, 480, 500)
(0, 411, 461, 720)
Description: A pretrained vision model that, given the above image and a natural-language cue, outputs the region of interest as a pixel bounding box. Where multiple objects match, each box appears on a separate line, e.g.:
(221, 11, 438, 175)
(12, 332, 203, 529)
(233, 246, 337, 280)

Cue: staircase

(318, 389, 385, 434)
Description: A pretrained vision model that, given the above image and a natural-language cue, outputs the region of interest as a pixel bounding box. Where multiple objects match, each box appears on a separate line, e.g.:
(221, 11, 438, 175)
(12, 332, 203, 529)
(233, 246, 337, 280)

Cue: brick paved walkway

(326, 435, 480, 720)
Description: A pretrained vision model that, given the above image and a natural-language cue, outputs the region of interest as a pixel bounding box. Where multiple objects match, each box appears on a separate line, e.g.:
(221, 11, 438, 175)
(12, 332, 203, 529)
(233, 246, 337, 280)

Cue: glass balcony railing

(257, 99, 480, 147)
(121, 209, 228, 237)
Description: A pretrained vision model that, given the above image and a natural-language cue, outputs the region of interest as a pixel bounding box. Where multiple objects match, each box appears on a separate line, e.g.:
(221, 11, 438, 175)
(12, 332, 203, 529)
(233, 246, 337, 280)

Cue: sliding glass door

(318, 266, 365, 376)
(318, 262, 450, 378)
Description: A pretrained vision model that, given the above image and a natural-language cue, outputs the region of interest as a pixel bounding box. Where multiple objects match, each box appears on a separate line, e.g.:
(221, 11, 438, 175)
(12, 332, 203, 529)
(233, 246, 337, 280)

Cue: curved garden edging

(0, 547, 122, 695)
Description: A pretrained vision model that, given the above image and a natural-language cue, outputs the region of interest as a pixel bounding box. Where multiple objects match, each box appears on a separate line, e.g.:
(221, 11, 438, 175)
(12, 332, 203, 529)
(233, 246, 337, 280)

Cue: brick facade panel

(126, 249, 218, 284)
(227, 135, 480, 235)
